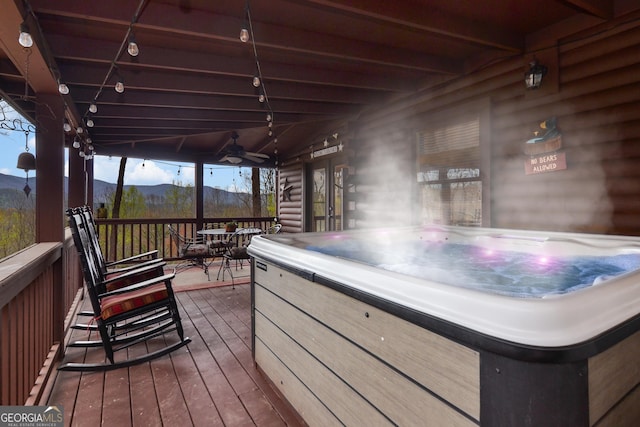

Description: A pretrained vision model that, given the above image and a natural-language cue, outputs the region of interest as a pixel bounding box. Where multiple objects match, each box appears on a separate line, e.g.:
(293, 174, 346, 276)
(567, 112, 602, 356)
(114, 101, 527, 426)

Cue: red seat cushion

(105, 269, 161, 292)
(100, 283, 169, 320)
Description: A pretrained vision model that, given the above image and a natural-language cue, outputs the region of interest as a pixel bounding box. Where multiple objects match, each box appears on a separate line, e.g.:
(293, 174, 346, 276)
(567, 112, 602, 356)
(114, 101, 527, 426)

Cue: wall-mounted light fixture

(525, 59, 547, 89)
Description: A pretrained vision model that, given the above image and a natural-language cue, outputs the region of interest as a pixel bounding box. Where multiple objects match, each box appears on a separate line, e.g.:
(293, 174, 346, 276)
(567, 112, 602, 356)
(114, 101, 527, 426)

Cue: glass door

(309, 159, 345, 232)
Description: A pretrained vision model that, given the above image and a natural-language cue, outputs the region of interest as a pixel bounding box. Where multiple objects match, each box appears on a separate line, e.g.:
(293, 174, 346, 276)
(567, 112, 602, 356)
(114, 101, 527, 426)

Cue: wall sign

(523, 117, 566, 175)
(524, 152, 567, 175)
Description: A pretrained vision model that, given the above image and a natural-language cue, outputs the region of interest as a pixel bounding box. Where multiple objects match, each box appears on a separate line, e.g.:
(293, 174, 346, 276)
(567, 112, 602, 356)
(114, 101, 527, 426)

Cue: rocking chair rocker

(60, 209, 191, 372)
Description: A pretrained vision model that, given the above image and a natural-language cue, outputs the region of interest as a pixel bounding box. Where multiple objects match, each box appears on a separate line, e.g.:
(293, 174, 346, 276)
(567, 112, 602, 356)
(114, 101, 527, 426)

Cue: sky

(0, 101, 252, 192)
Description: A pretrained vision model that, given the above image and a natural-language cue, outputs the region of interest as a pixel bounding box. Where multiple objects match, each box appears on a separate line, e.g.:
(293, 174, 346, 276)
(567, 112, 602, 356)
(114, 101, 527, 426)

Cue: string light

(58, 80, 69, 95)
(89, 102, 98, 113)
(127, 34, 139, 56)
(115, 76, 125, 93)
(241, 0, 277, 149)
(18, 22, 33, 48)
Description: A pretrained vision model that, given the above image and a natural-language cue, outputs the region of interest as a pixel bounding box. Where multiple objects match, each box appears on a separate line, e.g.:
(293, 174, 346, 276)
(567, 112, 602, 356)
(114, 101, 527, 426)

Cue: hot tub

(248, 226, 640, 426)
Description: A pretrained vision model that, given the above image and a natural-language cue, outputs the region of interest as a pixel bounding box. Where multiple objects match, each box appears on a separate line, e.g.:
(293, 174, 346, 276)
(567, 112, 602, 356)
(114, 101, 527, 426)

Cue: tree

(163, 181, 194, 217)
(109, 157, 127, 259)
(235, 167, 276, 217)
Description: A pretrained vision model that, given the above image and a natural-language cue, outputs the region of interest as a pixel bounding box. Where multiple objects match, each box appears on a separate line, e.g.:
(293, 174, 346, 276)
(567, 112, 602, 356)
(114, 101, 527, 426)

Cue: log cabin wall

(344, 13, 640, 236)
(277, 164, 304, 232)
(275, 13, 640, 236)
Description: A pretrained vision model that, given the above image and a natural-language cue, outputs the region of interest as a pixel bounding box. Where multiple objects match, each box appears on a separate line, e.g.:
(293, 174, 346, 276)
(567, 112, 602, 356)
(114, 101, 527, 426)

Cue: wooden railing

(0, 216, 275, 405)
(94, 217, 276, 262)
(0, 230, 83, 406)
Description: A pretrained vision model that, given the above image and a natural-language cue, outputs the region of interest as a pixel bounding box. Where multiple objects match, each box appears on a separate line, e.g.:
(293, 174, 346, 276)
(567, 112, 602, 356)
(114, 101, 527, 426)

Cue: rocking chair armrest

(99, 272, 177, 298)
(104, 250, 159, 267)
(101, 261, 167, 288)
(105, 258, 165, 276)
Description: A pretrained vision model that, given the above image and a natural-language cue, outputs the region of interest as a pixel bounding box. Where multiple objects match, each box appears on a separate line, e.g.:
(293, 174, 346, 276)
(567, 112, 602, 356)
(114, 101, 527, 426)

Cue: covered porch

(2, 1, 640, 426)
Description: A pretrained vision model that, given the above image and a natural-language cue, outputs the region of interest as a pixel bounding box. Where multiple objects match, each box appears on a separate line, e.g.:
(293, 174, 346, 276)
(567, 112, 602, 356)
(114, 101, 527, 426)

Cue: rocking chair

(71, 207, 167, 330)
(60, 209, 191, 372)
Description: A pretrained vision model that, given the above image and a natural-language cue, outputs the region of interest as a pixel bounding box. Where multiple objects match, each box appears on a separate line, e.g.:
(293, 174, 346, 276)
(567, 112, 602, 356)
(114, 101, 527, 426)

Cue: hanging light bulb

(63, 118, 72, 133)
(127, 34, 139, 57)
(18, 22, 33, 48)
(58, 80, 69, 95)
(252, 75, 260, 87)
(115, 78, 125, 93)
(86, 117, 94, 127)
(258, 92, 265, 103)
(79, 150, 85, 158)
(72, 137, 81, 149)
(76, 126, 83, 134)
(240, 27, 249, 43)
(266, 113, 272, 122)
(89, 102, 98, 113)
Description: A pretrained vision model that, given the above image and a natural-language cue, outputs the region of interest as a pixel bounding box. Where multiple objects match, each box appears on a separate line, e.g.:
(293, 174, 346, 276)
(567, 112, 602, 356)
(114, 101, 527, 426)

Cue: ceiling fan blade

(245, 151, 270, 159)
(243, 154, 266, 163)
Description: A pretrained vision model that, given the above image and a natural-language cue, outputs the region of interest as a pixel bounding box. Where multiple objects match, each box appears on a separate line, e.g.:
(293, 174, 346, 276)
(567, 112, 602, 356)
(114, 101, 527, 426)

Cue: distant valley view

(0, 172, 268, 217)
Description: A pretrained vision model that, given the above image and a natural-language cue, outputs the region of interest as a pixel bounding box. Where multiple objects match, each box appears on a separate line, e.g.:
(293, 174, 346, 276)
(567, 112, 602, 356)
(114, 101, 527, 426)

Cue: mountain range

(0, 172, 244, 206)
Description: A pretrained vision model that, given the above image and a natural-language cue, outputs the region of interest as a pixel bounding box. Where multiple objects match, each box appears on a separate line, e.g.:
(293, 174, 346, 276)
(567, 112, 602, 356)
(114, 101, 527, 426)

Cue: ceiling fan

(219, 132, 270, 164)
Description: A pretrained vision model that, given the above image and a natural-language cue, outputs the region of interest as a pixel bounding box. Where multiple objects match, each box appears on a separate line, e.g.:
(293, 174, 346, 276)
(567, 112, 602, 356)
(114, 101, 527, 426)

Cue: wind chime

(16, 130, 36, 196)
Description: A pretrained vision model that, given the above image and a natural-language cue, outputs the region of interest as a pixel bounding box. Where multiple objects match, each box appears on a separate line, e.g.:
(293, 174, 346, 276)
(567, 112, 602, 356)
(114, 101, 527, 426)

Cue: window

(417, 115, 484, 226)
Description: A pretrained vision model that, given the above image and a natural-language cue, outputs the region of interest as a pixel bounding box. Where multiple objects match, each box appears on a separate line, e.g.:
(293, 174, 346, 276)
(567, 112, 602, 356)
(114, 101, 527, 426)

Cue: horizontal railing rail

(94, 217, 276, 263)
(0, 233, 83, 406)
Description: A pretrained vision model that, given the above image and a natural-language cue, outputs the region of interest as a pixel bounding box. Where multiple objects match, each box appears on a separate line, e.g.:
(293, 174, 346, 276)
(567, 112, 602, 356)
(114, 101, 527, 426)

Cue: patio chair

(60, 209, 190, 371)
(267, 223, 282, 234)
(216, 229, 254, 288)
(167, 224, 214, 280)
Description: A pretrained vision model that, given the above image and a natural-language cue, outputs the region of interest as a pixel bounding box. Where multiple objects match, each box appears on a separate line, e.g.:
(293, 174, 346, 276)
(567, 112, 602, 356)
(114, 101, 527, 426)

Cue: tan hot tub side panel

(254, 339, 343, 426)
(254, 264, 480, 424)
(588, 329, 640, 426)
(255, 310, 392, 426)
(255, 289, 476, 426)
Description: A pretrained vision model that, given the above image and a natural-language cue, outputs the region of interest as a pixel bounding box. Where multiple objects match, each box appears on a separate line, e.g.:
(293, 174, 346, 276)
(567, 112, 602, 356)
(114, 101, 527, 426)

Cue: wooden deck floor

(47, 276, 304, 427)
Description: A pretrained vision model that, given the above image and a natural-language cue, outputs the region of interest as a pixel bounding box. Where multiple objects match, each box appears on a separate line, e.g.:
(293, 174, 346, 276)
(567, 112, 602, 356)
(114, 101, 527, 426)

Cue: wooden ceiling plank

(34, 0, 462, 74)
(46, 34, 416, 93)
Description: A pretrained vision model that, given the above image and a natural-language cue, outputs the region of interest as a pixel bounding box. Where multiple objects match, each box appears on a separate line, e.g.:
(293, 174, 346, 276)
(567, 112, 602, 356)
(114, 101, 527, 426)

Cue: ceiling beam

(284, 0, 523, 52)
(559, 0, 613, 19)
(69, 87, 358, 116)
(57, 62, 384, 105)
